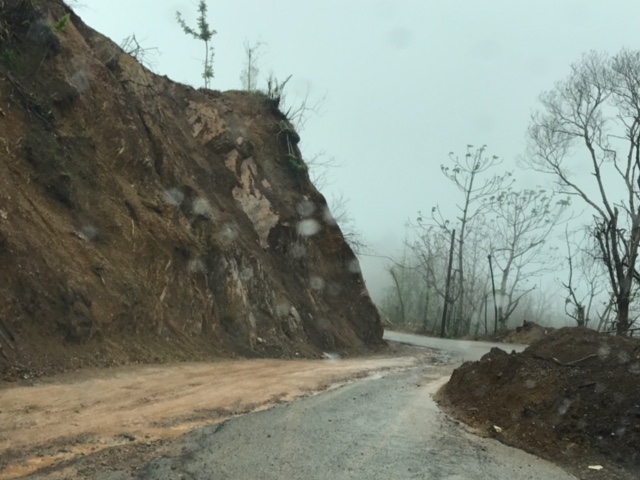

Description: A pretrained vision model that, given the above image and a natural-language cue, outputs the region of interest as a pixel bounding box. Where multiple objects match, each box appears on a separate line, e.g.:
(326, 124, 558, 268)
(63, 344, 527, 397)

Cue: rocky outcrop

(0, 0, 384, 378)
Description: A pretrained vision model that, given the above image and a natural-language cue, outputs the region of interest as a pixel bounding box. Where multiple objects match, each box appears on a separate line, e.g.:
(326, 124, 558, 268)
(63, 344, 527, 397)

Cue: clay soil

(0, 345, 429, 479)
(438, 327, 640, 480)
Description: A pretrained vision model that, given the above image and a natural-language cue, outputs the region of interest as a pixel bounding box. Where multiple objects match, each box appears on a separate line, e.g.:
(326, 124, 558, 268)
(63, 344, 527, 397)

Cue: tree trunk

(488, 254, 498, 334)
(422, 290, 430, 333)
(616, 294, 630, 335)
(440, 229, 456, 338)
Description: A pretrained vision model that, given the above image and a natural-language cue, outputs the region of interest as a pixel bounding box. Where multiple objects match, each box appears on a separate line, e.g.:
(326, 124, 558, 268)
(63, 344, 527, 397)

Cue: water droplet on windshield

(219, 223, 238, 246)
(323, 206, 337, 226)
(187, 259, 205, 273)
(193, 197, 213, 218)
(296, 200, 315, 217)
(297, 219, 320, 236)
(558, 398, 572, 415)
(310, 276, 325, 291)
(240, 267, 253, 281)
(163, 188, 184, 206)
(290, 243, 306, 258)
(597, 345, 611, 359)
(617, 351, 630, 364)
(70, 70, 90, 92)
(347, 258, 361, 274)
(79, 225, 97, 241)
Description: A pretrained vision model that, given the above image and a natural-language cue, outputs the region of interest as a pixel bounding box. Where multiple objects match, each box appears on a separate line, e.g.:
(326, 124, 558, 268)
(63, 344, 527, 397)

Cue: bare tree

(430, 145, 512, 333)
(561, 226, 606, 327)
(487, 188, 569, 330)
(527, 49, 640, 335)
(120, 34, 159, 70)
(305, 151, 342, 191)
(239, 40, 265, 91)
(327, 192, 369, 254)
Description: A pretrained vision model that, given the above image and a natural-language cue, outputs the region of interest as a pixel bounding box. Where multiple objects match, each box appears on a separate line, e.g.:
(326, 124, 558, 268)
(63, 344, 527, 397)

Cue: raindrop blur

(310, 276, 325, 291)
(326, 282, 341, 296)
(187, 258, 206, 273)
(276, 302, 290, 317)
(240, 267, 253, 281)
(290, 243, 306, 259)
(323, 206, 337, 226)
(79, 224, 97, 241)
(525, 379, 536, 389)
(163, 188, 184, 206)
(617, 351, 630, 364)
(70, 70, 90, 92)
(629, 363, 640, 375)
(193, 197, 213, 218)
(296, 200, 316, 217)
(597, 345, 611, 360)
(347, 258, 361, 274)
(297, 219, 321, 237)
(218, 224, 238, 246)
(558, 398, 572, 415)
(322, 352, 341, 361)
(387, 26, 414, 49)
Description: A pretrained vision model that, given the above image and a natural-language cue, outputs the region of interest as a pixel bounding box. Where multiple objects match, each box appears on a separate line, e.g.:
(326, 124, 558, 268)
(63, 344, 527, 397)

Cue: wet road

(383, 330, 527, 361)
(128, 334, 576, 480)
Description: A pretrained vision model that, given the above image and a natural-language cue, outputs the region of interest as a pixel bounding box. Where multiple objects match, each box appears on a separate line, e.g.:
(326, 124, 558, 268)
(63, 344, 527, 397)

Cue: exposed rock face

(0, 1, 384, 378)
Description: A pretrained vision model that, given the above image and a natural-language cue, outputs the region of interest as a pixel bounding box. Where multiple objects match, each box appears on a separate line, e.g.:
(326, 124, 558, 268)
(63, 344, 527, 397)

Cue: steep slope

(0, 0, 384, 379)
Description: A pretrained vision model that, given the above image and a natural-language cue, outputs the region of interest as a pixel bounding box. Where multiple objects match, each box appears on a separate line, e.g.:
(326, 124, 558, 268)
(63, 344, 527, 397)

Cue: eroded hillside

(0, 0, 384, 380)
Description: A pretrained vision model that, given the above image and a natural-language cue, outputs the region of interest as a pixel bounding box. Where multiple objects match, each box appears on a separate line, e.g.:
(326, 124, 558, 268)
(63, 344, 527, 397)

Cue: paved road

(119, 333, 576, 480)
(131, 368, 575, 480)
(384, 330, 527, 361)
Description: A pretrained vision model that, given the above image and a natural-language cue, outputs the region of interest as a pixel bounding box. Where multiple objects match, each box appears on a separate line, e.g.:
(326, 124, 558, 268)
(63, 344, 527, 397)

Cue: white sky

(76, 0, 640, 302)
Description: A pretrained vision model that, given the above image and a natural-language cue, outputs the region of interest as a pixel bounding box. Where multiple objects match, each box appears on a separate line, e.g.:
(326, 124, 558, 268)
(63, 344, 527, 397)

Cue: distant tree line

(382, 48, 640, 337)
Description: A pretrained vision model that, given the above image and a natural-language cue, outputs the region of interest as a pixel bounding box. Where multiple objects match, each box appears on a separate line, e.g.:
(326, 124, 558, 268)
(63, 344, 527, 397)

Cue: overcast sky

(76, 0, 640, 302)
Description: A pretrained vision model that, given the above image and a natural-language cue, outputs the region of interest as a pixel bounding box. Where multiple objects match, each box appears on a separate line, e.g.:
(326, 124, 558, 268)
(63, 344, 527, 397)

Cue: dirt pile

(439, 327, 640, 478)
(0, 0, 384, 381)
(498, 320, 554, 344)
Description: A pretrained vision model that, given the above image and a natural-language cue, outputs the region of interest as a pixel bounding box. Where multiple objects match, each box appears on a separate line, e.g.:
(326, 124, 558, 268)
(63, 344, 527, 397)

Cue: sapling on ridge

(176, 0, 216, 89)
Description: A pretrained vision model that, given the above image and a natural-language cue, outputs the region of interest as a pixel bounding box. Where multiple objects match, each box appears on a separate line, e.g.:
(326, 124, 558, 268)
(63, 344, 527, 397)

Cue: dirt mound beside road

(438, 327, 640, 479)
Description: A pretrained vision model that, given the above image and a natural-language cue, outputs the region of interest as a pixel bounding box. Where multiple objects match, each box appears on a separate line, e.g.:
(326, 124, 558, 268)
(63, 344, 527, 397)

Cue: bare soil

(0, 346, 428, 479)
(438, 327, 640, 480)
(0, 0, 384, 383)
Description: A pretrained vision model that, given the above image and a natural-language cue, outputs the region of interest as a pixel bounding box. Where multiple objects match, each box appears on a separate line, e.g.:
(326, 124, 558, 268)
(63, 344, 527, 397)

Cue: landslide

(439, 327, 640, 479)
(0, 0, 384, 381)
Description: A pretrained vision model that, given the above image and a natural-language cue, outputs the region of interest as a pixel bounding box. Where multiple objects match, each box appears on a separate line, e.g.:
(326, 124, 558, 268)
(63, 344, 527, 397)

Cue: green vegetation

(276, 120, 307, 175)
(176, 0, 216, 89)
(1, 49, 17, 70)
(51, 13, 70, 33)
(286, 153, 308, 175)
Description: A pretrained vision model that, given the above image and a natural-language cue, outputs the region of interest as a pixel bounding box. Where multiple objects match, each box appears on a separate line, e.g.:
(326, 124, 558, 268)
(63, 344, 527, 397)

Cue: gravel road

(132, 366, 576, 480)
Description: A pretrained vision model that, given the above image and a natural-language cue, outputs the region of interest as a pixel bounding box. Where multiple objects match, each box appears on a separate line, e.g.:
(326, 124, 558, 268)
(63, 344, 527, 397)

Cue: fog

(77, 1, 640, 325)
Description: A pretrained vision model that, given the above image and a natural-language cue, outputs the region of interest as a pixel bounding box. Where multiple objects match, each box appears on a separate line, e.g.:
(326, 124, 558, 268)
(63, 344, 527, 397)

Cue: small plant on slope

(176, 0, 216, 89)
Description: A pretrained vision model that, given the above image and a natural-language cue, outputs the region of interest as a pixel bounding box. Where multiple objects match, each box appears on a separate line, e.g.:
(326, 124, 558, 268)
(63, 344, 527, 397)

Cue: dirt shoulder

(0, 346, 430, 479)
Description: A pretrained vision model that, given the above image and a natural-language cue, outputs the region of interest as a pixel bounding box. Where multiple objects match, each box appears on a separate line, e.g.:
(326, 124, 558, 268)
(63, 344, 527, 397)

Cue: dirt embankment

(0, 0, 383, 381)
(439, 327, 640, 479)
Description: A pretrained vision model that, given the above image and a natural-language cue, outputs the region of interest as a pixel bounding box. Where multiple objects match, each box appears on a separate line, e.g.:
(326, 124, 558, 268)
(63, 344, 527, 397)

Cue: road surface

(13, 332, 579, 479)
(46, 331, 576, 480)
(131, 364, 575, 479)
(383, 330, 527, 361)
